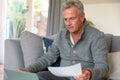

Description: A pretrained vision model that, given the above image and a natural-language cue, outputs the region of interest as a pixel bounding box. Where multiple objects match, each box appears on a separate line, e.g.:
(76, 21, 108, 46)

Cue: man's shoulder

(86, 24, 103, 33)
(53, 28, 67, 41)
(85, 25, 104, 39)
(86, 25, 102, 33)
(56, 28, 67, 37)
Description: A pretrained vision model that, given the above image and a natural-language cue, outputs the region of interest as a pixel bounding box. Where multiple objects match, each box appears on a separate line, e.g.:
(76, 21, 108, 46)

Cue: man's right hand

(19, 69, 28, 72)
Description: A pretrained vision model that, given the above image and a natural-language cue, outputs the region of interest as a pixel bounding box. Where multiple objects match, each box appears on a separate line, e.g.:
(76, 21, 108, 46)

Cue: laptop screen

(4, 68, 39, 80)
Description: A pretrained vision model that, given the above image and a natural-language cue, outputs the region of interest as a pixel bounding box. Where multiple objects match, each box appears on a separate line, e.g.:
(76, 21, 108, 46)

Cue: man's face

(63, 6, 85, 34)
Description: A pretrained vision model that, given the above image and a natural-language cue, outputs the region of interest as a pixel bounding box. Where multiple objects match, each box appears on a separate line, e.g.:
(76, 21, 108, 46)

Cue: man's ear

(80, 12, 85, 22)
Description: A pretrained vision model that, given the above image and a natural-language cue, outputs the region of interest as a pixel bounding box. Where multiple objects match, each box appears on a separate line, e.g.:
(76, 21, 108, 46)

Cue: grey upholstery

(104, 34, 113, 52)
(20, 31, 44, 68)
(111, 36, 120, 52)
(4, 39, 25, 69)
(104, 34, 120, 52)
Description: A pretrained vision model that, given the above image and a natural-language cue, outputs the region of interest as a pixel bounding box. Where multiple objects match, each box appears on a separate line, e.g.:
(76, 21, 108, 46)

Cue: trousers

(37, 71, 70, 80)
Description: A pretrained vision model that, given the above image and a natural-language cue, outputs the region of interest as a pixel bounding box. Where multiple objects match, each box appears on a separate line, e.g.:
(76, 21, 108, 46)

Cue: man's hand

(74, 69, 91, 80)
(19, 69, 28, 72)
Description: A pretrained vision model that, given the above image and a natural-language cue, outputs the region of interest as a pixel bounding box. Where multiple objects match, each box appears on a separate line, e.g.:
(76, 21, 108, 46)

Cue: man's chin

(68, 29, 74, 32)
(68, 30, 72, 33)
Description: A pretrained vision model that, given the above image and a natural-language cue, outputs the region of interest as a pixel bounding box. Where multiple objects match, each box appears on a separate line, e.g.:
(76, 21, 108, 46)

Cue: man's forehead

(63, 6, 79, 16)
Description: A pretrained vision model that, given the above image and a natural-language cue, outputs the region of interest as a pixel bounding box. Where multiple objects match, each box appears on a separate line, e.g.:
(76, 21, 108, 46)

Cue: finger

(74, 75, 83, 80)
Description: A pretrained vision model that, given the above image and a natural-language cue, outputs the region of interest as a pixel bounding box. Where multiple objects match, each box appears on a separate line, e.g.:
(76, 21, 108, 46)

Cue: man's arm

(75, 33, 108, 80)
(21, 40, 60, 73)
(89, 33, 109, 79)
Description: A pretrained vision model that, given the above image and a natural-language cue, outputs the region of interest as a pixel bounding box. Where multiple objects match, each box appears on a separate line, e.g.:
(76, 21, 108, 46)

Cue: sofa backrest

(111, 36, 120, 52)
(104, 34, 113, 52)
(105, 34, 120, 52)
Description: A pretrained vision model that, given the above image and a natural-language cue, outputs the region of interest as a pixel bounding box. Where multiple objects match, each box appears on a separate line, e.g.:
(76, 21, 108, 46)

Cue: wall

(84, 3, 120, 36)
(0, 0, 2, 63)
(0, 0, 6, 64)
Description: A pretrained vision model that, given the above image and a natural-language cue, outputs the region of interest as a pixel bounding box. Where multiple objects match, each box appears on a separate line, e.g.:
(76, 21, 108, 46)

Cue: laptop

(4, 68, 39, 80)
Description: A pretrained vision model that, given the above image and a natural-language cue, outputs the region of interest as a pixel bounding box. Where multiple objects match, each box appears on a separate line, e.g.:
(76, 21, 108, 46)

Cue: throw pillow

(43, 37, 53, 52)
(20, 31, 44, 68)
(42, 37, 61, 67)
(107, 51, 120, 79)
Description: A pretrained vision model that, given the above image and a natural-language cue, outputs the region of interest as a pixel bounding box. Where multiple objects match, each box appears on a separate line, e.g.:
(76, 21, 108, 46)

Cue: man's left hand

(74, 69, 91, 80)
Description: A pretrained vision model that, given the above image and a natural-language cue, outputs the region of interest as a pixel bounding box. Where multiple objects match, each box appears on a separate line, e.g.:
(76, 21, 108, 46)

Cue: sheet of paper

(48, 63, 82, 77)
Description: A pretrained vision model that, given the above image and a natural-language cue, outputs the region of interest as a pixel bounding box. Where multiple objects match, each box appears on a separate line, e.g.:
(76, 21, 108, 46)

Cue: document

(48, 63, 82, 77)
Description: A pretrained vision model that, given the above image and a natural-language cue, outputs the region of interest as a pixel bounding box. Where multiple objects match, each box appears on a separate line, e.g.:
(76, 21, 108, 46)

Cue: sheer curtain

(46, 0, 66, 36)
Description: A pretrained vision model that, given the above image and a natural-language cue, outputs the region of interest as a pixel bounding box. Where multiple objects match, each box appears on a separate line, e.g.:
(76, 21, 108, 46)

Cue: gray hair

(62, 0, 84, 16)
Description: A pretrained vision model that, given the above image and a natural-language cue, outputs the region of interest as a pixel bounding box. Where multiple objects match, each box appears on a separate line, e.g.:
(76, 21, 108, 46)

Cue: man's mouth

(67, 26, 73, 29)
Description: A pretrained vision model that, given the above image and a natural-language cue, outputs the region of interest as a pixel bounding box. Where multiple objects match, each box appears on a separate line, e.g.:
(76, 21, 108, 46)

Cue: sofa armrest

(4, 39, 25, 70)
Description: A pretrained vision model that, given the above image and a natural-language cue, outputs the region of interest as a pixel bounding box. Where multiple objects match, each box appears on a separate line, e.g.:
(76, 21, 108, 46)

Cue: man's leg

(37, 71, 69, 80)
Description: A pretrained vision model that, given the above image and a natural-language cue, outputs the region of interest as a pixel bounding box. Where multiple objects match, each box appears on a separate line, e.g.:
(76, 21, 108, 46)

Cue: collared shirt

(70, 33, 75, 47)
(27, 21, 108, 80)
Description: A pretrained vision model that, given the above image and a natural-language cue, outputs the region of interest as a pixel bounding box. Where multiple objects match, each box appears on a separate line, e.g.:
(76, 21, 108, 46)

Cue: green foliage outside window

(34, 0, 49, 16)
(7, 0, 26, 38)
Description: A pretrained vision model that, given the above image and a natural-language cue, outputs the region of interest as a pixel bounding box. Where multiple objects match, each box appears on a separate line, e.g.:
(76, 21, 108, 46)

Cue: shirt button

(73, 50, 76, 55)
(72, 61, 76, 64)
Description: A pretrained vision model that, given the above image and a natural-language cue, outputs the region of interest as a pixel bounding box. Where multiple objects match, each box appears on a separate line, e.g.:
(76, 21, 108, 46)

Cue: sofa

(4, 31, 120, 79)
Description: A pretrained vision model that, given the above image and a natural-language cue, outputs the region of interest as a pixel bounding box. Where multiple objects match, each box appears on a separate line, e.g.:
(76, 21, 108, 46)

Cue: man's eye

(71, 17, 75, 20)
(64, 18, 67, 21)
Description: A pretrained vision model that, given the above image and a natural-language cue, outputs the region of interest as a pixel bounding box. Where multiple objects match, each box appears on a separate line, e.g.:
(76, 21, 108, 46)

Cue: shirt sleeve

(25, 40, 60, 73)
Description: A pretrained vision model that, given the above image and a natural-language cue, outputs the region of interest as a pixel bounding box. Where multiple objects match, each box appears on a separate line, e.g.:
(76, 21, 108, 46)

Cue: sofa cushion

(111, 36, 120, 52)
(20, 31, 44, 68)
(43, 37, 53, 52)
(107, 51, 120, 79)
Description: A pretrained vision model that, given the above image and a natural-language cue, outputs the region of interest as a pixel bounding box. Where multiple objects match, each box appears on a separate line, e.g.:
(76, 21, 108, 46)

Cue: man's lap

(37, 71, 69, 80)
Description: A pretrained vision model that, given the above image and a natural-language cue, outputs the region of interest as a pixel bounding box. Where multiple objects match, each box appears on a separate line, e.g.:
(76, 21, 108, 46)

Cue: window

(6, 0, 49, 38)
(33, 0, 49, 36)
(6, 0, 26, 38)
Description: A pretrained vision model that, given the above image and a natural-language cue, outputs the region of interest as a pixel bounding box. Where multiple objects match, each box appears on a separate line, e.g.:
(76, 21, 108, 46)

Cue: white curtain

(46, 0, 66, 36)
